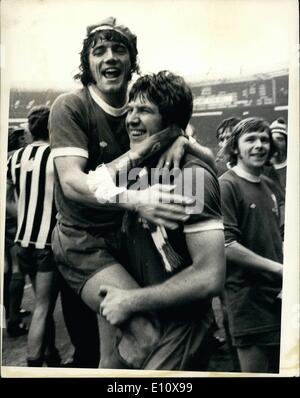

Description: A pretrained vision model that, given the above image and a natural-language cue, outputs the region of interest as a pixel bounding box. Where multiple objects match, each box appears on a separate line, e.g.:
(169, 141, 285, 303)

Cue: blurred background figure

(5, 127, 32, 337)
(8, 127, 31, 154)
(215, 117, 241, 177)
(213, 117, 242, 370)
(265, 118, 287, 194)
(264, 117, 287, 239)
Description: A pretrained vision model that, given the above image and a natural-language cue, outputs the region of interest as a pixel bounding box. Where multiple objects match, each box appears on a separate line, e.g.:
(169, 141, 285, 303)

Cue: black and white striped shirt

(7, 141, 56, 249)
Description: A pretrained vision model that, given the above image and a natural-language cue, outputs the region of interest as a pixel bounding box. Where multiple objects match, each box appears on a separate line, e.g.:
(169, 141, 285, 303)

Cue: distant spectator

(8, 128, 27, 154)
(264, 118, 287, 238)
(215, 117, 241, 176)
(213, 116, 242, 367)
(265, 118, 287, 193)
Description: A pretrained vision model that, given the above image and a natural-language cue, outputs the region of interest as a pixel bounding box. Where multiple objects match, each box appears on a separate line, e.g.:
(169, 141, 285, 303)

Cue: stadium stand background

(190, 70, 288, 154)
(8, 70, 288, 154)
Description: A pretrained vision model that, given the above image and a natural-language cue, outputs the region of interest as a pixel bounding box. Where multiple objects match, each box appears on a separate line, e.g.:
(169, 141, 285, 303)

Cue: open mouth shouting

(102, 67, 122, 80)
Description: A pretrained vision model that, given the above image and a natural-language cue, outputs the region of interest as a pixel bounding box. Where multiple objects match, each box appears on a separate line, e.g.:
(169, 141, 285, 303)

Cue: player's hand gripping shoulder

(156, 135, 188, 169)
(157, 134, 217, 172)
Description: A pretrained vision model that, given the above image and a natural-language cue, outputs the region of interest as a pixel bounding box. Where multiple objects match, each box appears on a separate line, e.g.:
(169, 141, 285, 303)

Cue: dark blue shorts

(51, 223, 125, 295)
(233, 330, 281, 347)
(17, 244, 55, 276)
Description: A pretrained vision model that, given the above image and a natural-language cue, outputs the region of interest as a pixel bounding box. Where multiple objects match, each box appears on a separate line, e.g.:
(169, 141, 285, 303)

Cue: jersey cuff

(184, 219, 224, 234)
(51, 147, 89, 159)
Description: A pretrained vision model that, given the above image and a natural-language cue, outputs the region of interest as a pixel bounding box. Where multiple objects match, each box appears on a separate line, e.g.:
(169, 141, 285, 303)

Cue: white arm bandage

(86, 165, 127, 204)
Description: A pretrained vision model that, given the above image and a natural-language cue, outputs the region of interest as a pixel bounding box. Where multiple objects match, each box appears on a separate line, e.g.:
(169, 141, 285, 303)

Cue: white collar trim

(88, 84, 128, 117)
(273, 160, 287, 170)
(232, 165, 261, 183)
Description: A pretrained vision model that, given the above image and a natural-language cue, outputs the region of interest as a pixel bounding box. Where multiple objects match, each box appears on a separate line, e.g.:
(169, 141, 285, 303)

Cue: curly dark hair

(74, 30, 139, 86)
(216, 116, 241, 140)
(225, 117, 275, 167)
(27, 105, 50, 141)
(129, 71, 193, 130)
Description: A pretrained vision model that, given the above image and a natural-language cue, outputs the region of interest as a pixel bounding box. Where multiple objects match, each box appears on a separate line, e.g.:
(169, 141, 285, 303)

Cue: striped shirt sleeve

(14, 144, 56, 249)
